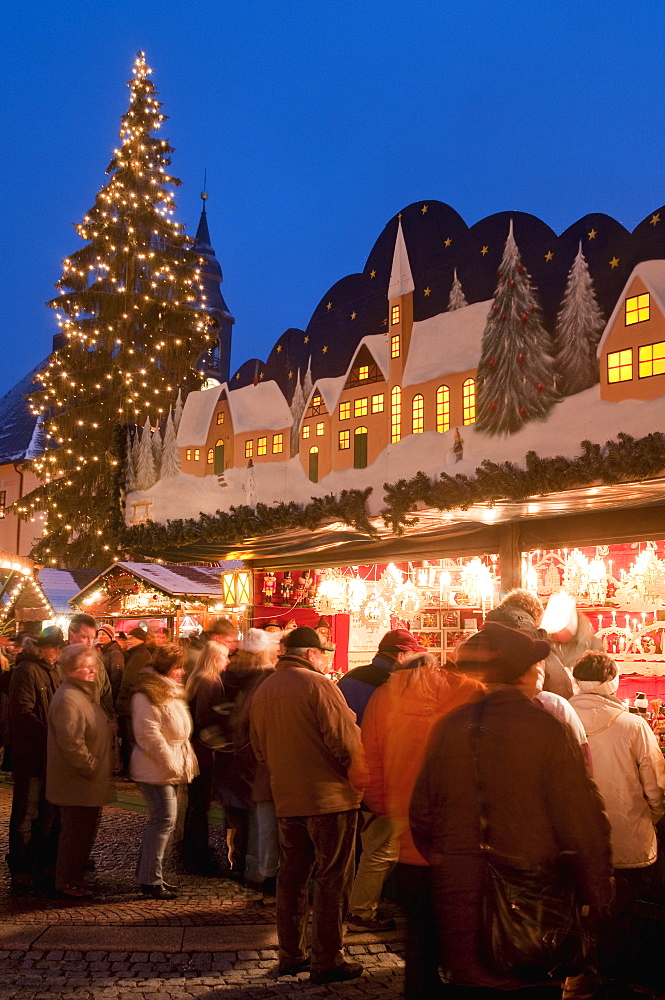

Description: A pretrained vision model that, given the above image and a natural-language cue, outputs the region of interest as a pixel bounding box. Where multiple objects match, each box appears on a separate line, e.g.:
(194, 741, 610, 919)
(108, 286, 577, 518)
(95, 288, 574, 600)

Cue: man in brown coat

(250, 626, 367, 984)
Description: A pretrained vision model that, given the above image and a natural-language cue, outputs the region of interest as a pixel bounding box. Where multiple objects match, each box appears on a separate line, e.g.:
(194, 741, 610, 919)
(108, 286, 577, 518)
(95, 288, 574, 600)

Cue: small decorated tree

(476, 221, 558, 435)
(555, 243, 605, 395)
(447, 268, 468, 311)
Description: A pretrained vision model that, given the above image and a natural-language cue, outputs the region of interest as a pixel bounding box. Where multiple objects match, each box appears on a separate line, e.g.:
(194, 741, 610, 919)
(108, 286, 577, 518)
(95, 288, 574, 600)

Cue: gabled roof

(72, 560, 244, 605)
(0, 361, 47, 465)
(177, 384, 226, 446)
(348, 334, 389, 381)
(402, 299, 491, 388)
(307, 376, 347, 415)
(226, 381, 293, 434)
(596, 259, 665, 357)
(38, 568, 100, 615)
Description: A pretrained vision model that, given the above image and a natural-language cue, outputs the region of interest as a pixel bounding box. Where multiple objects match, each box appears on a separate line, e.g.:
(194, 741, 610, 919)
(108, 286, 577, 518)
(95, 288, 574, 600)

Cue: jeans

(256, 801, 279, 879)
(349, 809, 399, 918)
(277, 809, 357, 972)
(7, 774, 59, 879)
(56, 805, 101, 889)
(136, 782, 178, 886)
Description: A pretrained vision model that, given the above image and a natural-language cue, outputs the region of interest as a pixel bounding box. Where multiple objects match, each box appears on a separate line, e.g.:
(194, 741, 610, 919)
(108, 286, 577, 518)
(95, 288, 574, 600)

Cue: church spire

(193, 185, 234, 385)
(196, 188, 212, 247)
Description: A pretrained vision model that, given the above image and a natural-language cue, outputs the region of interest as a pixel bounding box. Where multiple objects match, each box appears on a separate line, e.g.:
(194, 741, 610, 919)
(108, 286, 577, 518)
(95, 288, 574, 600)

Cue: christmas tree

(554, 242, 604, 395)
(16, 52, 211, 566)
(476, 221, 558, 435)
(160, 408, 181, 479)
(447, 268, 468, 310)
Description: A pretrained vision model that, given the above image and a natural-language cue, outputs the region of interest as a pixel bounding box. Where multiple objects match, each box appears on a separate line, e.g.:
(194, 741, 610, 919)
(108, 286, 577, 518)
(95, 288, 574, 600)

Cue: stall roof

(38, 568, 100, 615)
(72, 560, 244, 605)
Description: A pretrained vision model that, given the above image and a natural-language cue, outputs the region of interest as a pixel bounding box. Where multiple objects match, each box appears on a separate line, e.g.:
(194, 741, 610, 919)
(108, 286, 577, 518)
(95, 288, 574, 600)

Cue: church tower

(195, 190, 234, 384)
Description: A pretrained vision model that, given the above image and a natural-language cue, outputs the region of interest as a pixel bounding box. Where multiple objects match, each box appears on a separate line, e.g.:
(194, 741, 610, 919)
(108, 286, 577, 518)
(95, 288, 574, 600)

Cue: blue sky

(1, 0, 664, 397)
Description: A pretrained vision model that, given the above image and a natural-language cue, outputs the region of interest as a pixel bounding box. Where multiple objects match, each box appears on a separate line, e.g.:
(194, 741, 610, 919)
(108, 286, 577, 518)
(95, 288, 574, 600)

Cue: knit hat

(456, 622, 550, 683)
(97, 625, 115, 641)
(283, 625, 334, 652)
(129, 626, 147, 641)
(378, 629, 426, 655)
(240, 628, 277, 654)
(36, 626, 65, 648)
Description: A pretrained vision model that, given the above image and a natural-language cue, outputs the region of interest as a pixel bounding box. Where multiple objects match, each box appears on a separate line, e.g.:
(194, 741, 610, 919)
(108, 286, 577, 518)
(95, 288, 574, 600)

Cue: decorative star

(651, 213, 661, 226)
(276, 344, 282, 352)
(444, 237, 452, 247)
(326, 301, 332, 310)
(350, 311, 357, 320)
(288, 370, 294, 378)
(370, 269, 377, 278)
(322, 345, 328, 353)
(304, 335, 310, 343)
(609, 257, 620, 268)
(481, 245, 489, 256)
(421, 204, 428, 214)
(544, 251, 554, 261)
(588, 228, 597, 240)
(398, 212, 403, 219)
(423, 287, 431, 297)
(235, 373, 240, 380)
(259, 372, 264, 380)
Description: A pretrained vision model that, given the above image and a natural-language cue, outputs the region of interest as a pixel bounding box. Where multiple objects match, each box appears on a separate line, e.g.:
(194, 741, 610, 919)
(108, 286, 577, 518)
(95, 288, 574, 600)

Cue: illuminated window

(222, 573, 235, 605)
(625, 293, 650, 326)
(412, 393, 424, 434)
(391, 305, 400, 325)
(436, 385, 450, 433)
(391, 386, 401, 443)
(193, 449, 200, 461)
(316, 422, 325, 436)
(245, 440, 253, 458)
(216, 411, 224, 425)
(257, 436, 267, 456)
(272, 433, 283, 453)
(463, 379, 476, 425)
(302, 425, 311, 439)
(354, 397, 368, 417)
(391, 334, 401, 358)
(309, 447, 319, 483)
(339, 401, 351, 420)
(638, 341, 665, 378)
(237, 571, 251, 605)
(186, 449, 192, 461)
(358, 365, 369, 380)
(312, 393, 322, 407)
(371, 393, 384, 413)
(354, 426, 368, 469)
(207, 448, 213, 464)
(607, 349, 633, 383)
(339, 430, 350, 449)
(0, 491, 6, 518)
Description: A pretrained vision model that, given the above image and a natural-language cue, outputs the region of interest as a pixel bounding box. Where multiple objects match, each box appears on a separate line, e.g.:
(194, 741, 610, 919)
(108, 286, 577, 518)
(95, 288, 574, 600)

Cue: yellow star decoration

(423, 287, 431, 297)
(588, 229, 597, 240)
(326, 301, 332, 310)
(481, 245, 489, 255)
(235, 373, 240, 380)
(370, 270, 377, 278)
(259, 372, 264, 380)
(351, 311, 357, 320)
(609, 257, 620, 268)
(322, 345, 328, 353)
(276, 344, 282, 352)
(421, 204, 428, 214)
(304, 335, 310, 343)
(651, 213, 661, 226)
(444, 237, 452, 247)
(288, 370, 294, 378)
(544, 251, 554, 261)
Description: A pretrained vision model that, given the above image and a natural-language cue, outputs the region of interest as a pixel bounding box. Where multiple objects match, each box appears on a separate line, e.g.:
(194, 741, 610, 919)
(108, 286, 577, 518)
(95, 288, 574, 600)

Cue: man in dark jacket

(338, 629, 425, 932)
(96, 625, 125, 707)
(7, 628, 64, 890)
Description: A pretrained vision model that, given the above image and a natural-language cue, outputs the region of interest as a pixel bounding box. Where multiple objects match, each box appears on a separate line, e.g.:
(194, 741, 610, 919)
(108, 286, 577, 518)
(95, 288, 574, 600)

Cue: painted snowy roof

(353, 334, 389, 379)
(310, 376, 347, 414)
(38, 568, 100, 615)
(402, 299, 491, 388)
(177, 384, 225, 447)
(227, 381, 293, 434)
(0, 361, 46, 465)
(596, 259, 665, 356)
(74, 561, 244, 602)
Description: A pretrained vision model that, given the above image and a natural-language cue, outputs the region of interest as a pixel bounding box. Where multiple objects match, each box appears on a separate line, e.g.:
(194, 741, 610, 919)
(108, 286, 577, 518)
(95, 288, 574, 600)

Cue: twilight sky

(1, 0, 664, 399)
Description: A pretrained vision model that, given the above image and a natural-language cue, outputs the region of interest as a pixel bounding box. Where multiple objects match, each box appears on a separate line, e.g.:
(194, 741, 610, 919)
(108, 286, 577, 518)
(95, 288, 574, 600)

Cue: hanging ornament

(398, 581, 423, 617)
(517, 353, 525, 364)
(488, 358, 496, 368)
(359, 593, 390, 630)
(346, 573, 368, 613)
(519, 406, 527, 416)
(315, 568, 347, 614)
(379, 563, 404, 602)
(536, 381, 544, 392)
(520, 313, 528, 324)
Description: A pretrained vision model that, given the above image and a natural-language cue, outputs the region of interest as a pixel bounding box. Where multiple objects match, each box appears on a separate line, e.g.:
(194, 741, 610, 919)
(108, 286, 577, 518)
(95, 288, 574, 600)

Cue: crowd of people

(1, 590, 664, 998)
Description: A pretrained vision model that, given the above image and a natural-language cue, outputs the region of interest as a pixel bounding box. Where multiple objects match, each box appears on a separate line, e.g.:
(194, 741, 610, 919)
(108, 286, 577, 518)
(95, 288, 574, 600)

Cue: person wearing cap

(96, 625, 125, 707)
(410, 622, 613, 993)
(338, 628, 426, 933)
(249, 625, 368, 984)
(6, 628, 64, 891)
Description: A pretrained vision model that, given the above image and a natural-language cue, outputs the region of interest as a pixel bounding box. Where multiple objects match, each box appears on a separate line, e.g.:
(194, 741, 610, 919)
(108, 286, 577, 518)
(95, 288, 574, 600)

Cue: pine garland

(121, 431, 665, 557)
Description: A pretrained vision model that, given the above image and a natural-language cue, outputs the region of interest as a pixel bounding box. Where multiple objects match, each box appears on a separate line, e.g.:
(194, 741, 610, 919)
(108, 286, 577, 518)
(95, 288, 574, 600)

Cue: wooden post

(499, 524, 522, 595)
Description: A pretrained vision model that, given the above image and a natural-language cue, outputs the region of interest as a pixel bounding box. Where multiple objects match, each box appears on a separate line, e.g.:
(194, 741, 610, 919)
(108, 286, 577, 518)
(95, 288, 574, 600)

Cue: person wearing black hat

(6, 628, 64, 891)
(410, 623, 613, 993)
(249, 626, 367, 984)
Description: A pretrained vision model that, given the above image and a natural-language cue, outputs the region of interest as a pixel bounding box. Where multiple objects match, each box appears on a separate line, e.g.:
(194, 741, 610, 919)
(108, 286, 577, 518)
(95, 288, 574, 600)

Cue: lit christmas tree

(17, 52, 210, 566)
(554, 242, 604, 395)
(476, 221, 558, 435)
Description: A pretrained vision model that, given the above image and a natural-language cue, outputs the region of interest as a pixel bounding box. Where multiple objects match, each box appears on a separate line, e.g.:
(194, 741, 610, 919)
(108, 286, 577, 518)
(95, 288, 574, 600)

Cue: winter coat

(410, 687, 613, 990)
(188, 674, 225, 772)
(337, 653, 396, 724)
(485, 604, 574, 698)
(549, 612, 603, 672)
(100, 641, 125, 707)
(130, 670, 198, 785)
(249, 653, 368, 817)
(8, 649, 61, 776)
(570, 691, 665, 868)
(116, 643, 153, 717)
(213, 668, 268, 811)
(361, 665, 483, 865)
(46, 676, 114, 807)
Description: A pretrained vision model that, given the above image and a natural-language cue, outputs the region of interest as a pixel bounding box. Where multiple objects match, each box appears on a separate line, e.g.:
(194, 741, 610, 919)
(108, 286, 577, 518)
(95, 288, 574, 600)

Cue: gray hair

(59, 643, 102, 675)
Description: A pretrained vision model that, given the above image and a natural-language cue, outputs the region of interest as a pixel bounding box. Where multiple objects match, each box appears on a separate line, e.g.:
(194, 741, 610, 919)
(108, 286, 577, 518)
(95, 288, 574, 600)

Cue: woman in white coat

(131, 643, 198, 899)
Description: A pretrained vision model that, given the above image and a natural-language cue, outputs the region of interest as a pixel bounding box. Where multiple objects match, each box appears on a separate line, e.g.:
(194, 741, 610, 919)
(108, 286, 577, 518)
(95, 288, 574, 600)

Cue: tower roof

(388, 217, 415, 299)
(195, 198, 212, 248)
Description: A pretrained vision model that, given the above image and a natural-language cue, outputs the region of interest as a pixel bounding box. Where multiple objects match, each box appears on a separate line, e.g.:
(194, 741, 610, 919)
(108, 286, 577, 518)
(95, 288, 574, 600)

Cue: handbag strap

(470, 698, 491, 850)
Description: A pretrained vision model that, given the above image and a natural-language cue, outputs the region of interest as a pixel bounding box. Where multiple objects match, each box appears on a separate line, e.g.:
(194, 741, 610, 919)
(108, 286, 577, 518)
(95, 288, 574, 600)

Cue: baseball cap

(378, 629, 426, 655)
(283, 625, 334, 652)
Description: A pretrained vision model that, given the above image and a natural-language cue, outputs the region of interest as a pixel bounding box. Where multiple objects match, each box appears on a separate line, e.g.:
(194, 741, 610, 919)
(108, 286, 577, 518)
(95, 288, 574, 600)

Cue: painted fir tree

(555, 242, 604, 395)
(447, 268, 468, 310)
(16, 53, 211, 566)
(476, 221, 558, 435)
(160, 408, 181, 479)
(136, 417, 157, 491)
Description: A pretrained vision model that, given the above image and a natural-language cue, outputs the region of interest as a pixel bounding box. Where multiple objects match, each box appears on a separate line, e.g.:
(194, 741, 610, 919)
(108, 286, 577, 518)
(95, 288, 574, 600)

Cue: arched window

(354, 426, 368, 469)
(436, 385, 450, 433)
(308, 446, 319, 483)
(412, 394, 424, 434)
(207, 448, 214, 465)
(463, 378, 476, 425)
(391, 386, 401, 443)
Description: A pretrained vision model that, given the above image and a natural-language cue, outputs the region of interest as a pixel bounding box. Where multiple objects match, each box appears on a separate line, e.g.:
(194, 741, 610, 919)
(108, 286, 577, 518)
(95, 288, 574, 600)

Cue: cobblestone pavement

(0, 781, 406, 998)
